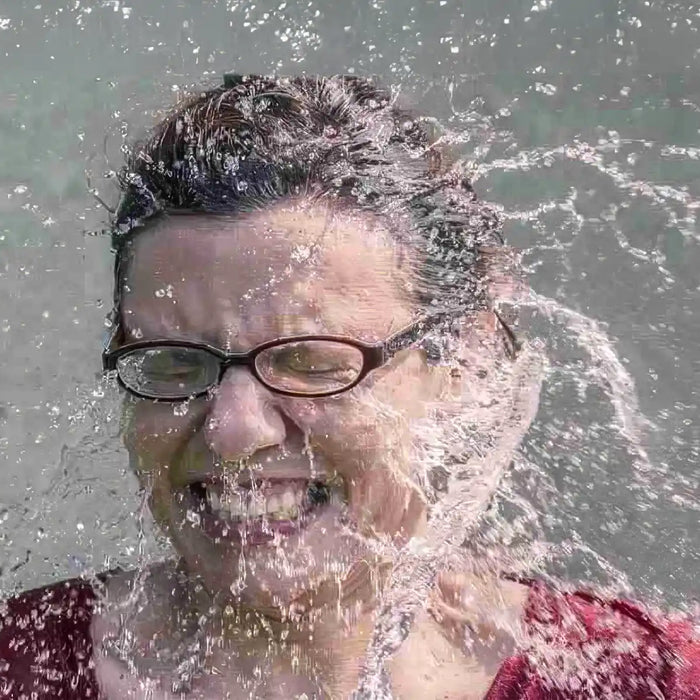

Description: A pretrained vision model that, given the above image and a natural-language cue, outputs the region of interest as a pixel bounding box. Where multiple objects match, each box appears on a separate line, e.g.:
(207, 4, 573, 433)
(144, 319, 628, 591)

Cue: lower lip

(201, 512, 304, 546)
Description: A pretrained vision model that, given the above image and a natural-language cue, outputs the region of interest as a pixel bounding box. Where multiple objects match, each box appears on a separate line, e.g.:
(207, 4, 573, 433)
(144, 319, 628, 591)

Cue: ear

(440, 310, 520, 387)
(476, 245, 528, 305)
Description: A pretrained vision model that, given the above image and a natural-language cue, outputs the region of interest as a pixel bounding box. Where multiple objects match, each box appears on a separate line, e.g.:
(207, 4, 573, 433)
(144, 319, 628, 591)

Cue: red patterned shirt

(1, 577, 698, 699)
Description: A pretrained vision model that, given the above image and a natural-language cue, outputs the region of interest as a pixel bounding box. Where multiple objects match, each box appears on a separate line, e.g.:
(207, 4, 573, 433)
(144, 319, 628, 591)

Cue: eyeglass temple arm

(493, 308, 521, 358)
(101, 309, 123, 370)
(102, 245, 127, 370)
(382, 311, 458, 361)
(382, 308, 521, 362)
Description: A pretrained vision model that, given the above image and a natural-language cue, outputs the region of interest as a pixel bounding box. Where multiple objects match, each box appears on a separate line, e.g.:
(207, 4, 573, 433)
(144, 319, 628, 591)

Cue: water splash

(302, 428, 319, 481)
(354, 342, 545, 697)
(352, 291, 663, 697)
(524, 291, 654, 471)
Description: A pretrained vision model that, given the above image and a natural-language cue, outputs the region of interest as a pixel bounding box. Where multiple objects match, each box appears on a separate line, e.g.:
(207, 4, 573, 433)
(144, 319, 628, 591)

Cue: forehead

(120, 200, 417, 347)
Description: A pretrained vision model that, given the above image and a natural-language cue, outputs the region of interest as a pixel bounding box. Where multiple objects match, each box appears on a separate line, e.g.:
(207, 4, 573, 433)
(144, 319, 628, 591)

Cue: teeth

(330, 488, 344, 507)
(269, 504, 298, 521)
(249, 497, 266, 518)
(202, 480, 343, 522)
(208, 491, 220, 511)
(266, 495, 281, 514)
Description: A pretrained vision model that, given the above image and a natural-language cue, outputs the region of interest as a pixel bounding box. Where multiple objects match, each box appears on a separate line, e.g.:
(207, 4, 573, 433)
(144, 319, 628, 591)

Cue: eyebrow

(121, 310, 333, 353)
(125, 323, 241, 351)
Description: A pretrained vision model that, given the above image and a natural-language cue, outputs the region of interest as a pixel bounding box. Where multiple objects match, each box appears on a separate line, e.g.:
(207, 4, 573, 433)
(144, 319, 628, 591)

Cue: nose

(204, 367, 286, 461)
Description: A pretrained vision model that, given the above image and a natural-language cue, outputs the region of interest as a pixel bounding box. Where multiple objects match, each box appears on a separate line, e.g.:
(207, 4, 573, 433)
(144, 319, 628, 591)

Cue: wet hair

(112, 74, 504, 311)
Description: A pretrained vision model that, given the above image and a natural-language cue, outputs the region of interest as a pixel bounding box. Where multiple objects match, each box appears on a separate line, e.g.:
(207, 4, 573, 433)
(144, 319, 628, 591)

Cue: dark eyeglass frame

(102, 310, 470, 401)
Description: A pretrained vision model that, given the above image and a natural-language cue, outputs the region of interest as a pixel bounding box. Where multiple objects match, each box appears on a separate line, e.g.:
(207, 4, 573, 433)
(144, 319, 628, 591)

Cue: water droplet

(173, 400, 190, 417)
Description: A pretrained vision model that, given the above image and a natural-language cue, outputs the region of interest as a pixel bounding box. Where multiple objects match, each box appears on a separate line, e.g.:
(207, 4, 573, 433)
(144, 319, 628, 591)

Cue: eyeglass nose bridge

(215, 353, 262, 390)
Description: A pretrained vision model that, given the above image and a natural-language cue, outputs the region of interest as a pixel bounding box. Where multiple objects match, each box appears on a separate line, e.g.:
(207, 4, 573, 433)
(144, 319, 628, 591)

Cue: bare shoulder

(431, 570, 530, 632)
(388, 572, 530, 700)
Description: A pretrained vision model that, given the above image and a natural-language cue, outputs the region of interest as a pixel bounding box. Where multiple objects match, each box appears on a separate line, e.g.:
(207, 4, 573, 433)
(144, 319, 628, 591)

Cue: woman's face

(118, 200, 491, 609)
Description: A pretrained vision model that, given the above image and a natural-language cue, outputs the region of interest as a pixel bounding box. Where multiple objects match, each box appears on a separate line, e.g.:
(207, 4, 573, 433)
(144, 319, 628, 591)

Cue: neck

(167, 557, 388, 688)
(96, 559, 528, 698)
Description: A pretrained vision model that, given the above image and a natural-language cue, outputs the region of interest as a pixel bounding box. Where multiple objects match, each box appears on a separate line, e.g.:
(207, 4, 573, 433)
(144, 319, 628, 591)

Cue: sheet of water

(1, 0, 698, 695)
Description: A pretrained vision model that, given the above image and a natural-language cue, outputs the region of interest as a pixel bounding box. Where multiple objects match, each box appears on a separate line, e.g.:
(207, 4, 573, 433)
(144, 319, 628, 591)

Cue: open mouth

(186, 478, 344, 545)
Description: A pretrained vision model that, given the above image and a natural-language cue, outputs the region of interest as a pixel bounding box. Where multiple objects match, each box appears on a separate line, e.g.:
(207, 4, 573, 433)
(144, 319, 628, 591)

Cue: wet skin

(118, 200, 446, 609)
(96, 199, 532, 697)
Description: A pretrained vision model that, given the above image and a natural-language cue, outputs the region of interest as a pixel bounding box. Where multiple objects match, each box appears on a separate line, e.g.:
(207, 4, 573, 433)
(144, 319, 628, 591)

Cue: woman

(1, 74, 698, 699)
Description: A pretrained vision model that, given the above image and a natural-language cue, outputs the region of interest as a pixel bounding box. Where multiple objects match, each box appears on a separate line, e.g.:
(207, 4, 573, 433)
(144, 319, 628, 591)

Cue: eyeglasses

(102, 311, 464, 401)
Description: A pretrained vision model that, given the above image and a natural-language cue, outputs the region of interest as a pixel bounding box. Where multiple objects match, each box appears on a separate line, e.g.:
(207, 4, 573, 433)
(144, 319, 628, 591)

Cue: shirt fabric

(1, 577, 698, 699)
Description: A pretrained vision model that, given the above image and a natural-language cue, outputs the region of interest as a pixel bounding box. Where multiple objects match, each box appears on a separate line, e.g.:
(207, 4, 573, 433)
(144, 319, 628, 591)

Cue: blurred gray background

(0, 0, 698, 611)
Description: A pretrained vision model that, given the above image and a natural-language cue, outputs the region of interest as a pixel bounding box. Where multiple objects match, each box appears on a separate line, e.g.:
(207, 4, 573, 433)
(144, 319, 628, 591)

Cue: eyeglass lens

(255, 340, 364, 394)
(116, 347, 220, 400)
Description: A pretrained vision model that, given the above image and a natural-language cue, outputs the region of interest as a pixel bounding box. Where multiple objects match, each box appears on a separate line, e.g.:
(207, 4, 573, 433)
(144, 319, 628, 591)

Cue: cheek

(121, 399, 210, 529)
(282, 357, 447, 538)
(121, 398, 207, 478)
(290, 396, 422, 536)
(285, 393, 407, 473)
(285, 399, 422, 541)
(284, 352, 443, 471)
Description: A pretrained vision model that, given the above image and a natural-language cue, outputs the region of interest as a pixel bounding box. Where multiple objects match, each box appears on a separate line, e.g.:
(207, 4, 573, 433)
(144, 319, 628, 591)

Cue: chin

(160, 487, 366, 610)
